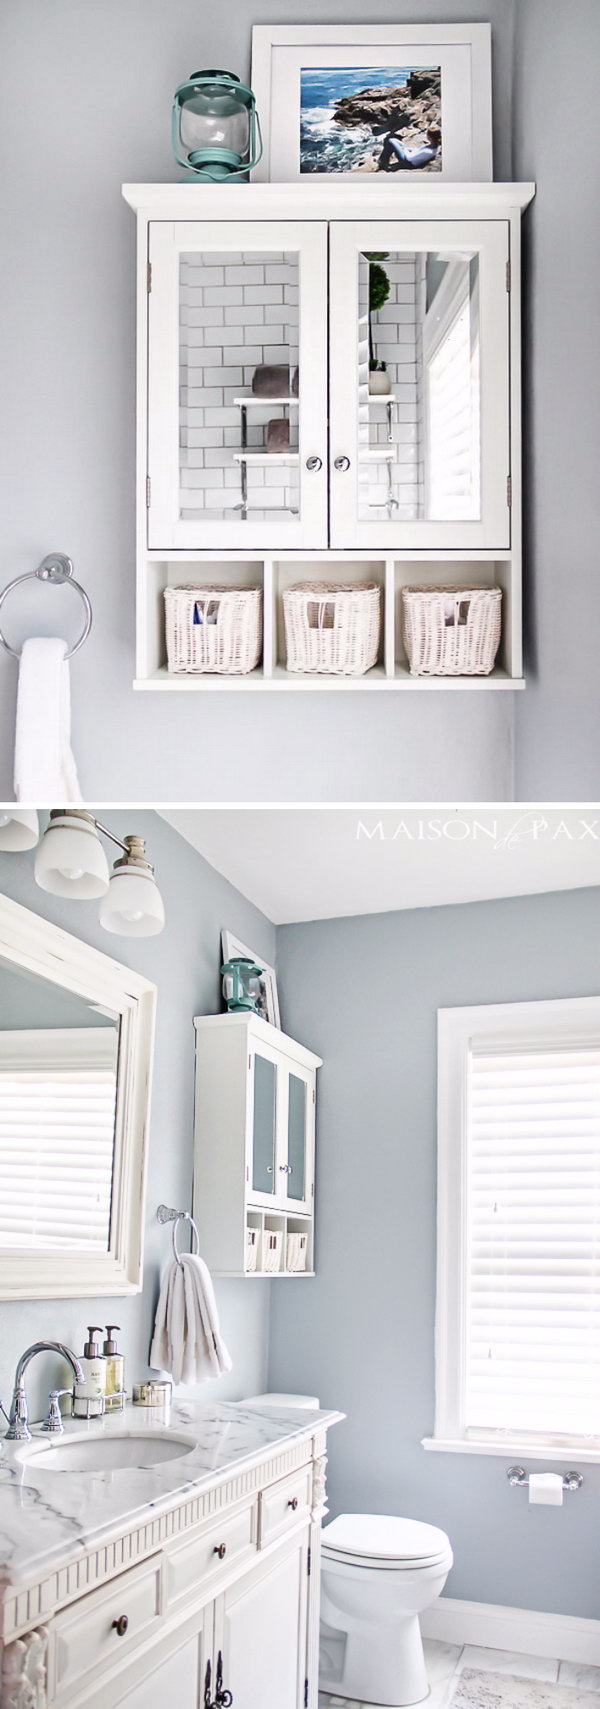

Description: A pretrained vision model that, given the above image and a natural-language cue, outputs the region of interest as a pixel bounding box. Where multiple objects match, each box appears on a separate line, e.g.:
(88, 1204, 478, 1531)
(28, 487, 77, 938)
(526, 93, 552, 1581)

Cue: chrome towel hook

(0, 554, 92, 659)
(157, 1203, 200, 1266)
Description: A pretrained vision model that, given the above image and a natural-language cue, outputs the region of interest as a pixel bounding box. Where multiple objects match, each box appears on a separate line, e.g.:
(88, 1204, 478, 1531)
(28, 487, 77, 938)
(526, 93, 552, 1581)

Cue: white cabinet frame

(329, 220, 510, 550)
(124, 182, 534, 690)
(148, 220, 328, 551)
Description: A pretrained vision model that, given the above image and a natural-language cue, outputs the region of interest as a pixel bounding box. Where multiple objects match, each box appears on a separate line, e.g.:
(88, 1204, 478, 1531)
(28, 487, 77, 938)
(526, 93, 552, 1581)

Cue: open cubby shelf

(245, 1208, 314, 1278)
(136, 553, 523, 689)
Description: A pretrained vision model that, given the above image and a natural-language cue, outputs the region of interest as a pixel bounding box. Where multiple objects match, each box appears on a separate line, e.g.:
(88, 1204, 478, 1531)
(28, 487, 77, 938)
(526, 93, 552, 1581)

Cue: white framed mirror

(0, 892, 156, 1299)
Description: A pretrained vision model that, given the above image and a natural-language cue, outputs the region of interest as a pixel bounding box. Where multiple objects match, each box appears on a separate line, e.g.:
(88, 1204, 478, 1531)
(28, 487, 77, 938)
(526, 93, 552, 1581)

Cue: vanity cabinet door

(329, 219, 510, 551)
(113, 1633, 207, 1709)
(147, 220, 328, 551)
(214, 1532, 310, 1709)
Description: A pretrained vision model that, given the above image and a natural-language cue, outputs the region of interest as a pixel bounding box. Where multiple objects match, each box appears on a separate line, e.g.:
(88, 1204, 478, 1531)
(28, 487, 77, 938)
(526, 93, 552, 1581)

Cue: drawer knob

(214, 1542, 227, 1559)
(288, 1497, 299, 1510)
(334, 455, 351, 472)
(112, 1615, 129, 1637)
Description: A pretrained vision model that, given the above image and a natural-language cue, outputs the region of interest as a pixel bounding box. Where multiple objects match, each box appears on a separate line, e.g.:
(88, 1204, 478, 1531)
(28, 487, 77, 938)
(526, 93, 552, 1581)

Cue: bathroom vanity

(0, 1400, 341, 1708)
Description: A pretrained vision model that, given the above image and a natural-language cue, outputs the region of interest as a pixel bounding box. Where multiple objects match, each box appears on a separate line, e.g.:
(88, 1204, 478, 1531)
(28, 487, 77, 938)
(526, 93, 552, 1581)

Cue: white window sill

(421, 1437, 600, 1465)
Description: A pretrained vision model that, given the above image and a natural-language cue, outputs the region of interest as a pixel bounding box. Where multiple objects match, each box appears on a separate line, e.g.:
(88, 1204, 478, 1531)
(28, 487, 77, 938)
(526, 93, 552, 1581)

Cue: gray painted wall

(0, 813, 275, 1422)
(268, 888, 600, 1617)
(0, 0, 521, 803)
(513, 0, 600, 799)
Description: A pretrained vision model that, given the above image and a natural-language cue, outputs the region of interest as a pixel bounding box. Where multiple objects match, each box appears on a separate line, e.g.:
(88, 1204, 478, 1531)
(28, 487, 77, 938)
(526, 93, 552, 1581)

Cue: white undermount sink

(13, 1429, 198, 1472)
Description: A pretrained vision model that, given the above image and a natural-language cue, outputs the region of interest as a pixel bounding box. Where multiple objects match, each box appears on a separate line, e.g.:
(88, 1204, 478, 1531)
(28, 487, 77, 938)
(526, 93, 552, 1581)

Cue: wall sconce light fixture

(0, 810, 165, 937)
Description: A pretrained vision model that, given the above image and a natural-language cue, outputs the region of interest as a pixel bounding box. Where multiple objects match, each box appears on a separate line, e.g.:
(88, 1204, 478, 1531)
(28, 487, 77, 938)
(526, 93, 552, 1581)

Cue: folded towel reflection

(150, 1253, 233, 1385)
(14, 637, 82, 802)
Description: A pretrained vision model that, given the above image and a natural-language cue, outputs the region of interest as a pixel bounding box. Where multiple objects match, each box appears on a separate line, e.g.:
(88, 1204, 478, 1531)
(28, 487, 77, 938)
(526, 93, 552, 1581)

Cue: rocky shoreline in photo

(332, 69, 441, 173)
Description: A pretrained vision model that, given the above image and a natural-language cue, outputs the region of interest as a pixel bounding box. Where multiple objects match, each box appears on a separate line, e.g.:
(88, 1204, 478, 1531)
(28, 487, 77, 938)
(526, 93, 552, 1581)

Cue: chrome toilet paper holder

(507, 1465, 583, 1492)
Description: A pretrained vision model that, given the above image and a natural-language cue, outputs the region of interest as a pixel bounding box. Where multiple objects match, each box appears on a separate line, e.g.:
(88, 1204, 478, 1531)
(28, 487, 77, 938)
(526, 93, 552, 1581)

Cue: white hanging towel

(14, 637, 82, 803)
(150, 1253, 233, 1385)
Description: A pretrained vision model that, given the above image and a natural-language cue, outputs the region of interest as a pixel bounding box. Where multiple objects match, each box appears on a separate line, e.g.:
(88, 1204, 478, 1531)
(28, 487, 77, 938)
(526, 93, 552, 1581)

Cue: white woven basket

(164, 586, 262, 674)
(402, 586, 502, 676)
(283, 582, 381, 676)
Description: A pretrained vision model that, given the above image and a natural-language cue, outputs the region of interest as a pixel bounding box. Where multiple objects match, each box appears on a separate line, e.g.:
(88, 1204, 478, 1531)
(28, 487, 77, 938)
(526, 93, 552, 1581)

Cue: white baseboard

(421, 1597, 600, 1666)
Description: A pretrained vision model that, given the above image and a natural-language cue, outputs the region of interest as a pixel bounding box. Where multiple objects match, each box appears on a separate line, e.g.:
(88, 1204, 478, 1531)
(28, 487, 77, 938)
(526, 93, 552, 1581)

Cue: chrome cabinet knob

(334, 456, 350, 471)
(305, 456, 322, 471)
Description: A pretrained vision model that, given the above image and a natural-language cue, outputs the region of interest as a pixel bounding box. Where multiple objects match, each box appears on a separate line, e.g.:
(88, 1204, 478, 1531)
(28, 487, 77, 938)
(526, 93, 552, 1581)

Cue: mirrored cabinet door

(328, 220, 510, 550)
(148, 220, 328, 550)
(251, 1048, 278, 1203)
(279, 1062, 314, 1215)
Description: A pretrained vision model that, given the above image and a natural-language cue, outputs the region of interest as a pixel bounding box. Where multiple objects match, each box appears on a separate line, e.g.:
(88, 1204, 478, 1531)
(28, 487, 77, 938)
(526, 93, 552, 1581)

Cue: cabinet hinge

(505, 258, 511, 292)
(307, 1546, 311, 1577)
(304, 1681, 309, 1709)
(506, 474, 512, 508)
(145, 475, 151, 509)
(147, 260, 152, 293)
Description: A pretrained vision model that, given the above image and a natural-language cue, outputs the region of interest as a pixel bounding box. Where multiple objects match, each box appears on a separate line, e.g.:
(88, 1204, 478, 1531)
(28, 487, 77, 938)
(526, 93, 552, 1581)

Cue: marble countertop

(0, 1399, 341, 1590)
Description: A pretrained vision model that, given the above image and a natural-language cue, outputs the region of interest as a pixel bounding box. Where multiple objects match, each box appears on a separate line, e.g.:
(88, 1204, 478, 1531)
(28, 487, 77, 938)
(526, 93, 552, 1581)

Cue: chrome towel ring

(0, 554, 92, 660)
(157, 1203, 201, 1267)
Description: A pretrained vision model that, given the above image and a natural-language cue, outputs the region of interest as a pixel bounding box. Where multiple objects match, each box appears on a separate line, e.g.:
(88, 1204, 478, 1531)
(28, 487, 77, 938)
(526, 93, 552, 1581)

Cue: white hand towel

(14, 637, 82, 803)
(150, 1253, 233, 1386)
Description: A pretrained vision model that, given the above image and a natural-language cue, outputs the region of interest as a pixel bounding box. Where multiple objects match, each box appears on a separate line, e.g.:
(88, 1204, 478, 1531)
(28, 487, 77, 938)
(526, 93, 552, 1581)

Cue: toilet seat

(322, 1513, 452, 1572)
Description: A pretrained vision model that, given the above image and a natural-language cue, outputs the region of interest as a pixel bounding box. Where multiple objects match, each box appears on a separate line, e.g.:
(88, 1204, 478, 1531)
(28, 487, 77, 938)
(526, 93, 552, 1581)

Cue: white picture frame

(221, 929, 281, 1030)
(251, 24, 492, 184)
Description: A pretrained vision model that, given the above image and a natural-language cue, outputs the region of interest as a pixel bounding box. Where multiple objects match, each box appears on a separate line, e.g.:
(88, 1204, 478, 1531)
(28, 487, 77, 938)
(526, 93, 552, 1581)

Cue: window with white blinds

(0, 1028, 119, 1253)
(433, 997, 600, 1455)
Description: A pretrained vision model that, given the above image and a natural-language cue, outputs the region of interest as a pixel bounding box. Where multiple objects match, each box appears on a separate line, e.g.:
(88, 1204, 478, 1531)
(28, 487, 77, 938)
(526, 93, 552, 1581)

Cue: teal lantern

(222, 956, 264, 1013)
(172, 69, 262, 180)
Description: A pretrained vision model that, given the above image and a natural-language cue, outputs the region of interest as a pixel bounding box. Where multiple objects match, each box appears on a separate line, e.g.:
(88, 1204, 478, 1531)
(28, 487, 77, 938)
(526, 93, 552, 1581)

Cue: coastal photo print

(251, 27, 492, 182)
(300, 65, 442, 175)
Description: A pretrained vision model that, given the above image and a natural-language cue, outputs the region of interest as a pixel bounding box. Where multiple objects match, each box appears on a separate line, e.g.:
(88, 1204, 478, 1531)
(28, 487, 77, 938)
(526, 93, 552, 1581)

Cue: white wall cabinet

(193, 1013, 322, 1276)
(124, 181, 534, 687)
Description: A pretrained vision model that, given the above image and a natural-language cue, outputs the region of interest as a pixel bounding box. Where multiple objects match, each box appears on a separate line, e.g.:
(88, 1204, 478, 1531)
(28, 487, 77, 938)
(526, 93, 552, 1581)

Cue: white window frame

(424, 994, 600, 1463)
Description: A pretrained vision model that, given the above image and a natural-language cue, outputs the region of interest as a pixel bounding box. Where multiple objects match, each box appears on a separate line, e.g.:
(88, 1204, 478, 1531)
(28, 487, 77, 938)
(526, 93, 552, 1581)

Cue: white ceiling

(160, 808, 600, 926)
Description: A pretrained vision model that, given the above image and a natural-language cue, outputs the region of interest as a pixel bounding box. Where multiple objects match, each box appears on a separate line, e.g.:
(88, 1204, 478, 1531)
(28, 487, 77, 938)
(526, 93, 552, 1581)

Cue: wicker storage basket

(402, 586, 502, 676)
(164, 586, 262, 674)
(283, 582, 380, 676)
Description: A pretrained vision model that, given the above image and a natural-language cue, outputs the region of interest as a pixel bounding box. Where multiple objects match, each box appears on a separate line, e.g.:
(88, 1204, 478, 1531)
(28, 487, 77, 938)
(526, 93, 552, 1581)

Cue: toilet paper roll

(528, 1472, 563, 1506)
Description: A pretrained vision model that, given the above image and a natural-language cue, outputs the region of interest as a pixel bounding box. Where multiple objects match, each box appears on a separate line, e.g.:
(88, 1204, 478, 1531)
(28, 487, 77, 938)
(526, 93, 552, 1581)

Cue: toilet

(320, 1513, 453, 1707)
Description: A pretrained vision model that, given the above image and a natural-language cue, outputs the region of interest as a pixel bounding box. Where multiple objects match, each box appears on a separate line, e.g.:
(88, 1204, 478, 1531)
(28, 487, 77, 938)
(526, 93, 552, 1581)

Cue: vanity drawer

(166, 1499, 258, 1607)
(259, 1465, 312, 1548)
(52, 1555, 163, 1703)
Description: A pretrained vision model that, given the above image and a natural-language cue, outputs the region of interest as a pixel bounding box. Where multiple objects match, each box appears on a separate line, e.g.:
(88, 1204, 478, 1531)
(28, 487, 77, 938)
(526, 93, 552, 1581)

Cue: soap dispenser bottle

(73, 1327, 107, 1418)
(103, 1326, 125, 1411)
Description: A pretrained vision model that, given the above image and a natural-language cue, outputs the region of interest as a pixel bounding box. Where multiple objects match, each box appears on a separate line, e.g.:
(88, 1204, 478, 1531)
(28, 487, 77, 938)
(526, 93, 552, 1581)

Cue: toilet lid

(322, 1513, 451, 1568)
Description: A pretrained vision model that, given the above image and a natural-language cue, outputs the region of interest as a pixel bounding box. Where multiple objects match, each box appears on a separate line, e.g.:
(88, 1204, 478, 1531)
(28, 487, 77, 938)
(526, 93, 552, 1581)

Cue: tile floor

(319, 1639, 600, 1709)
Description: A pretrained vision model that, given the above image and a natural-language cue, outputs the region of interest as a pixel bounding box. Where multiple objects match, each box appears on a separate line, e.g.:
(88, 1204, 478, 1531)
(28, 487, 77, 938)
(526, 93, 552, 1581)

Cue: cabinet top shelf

(123, 180, 536, 218)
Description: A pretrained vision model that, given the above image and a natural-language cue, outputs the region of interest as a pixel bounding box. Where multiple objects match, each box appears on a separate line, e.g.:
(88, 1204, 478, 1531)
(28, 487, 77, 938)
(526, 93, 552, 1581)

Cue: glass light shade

(172, 69, 261, 180)
(100, 867, 165, 937)
(222, 956, 263, 1012)
(0, 809, 39, 851)
(34, 814, 109, 899)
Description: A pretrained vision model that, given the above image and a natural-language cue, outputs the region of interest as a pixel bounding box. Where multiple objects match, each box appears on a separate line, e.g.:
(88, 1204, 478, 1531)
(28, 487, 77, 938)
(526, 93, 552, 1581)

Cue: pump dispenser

(103, 1326, 125, 1410)
(73, 1326, 107, 1418)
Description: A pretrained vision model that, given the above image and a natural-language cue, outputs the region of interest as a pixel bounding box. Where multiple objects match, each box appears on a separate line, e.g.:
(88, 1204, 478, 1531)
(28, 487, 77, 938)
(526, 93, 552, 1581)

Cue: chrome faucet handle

(42, 1389, 73, 1433)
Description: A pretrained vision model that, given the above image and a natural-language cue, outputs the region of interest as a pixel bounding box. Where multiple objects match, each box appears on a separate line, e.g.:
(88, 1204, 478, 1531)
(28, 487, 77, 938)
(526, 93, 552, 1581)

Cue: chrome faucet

(6, 1342, 84, 1441)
